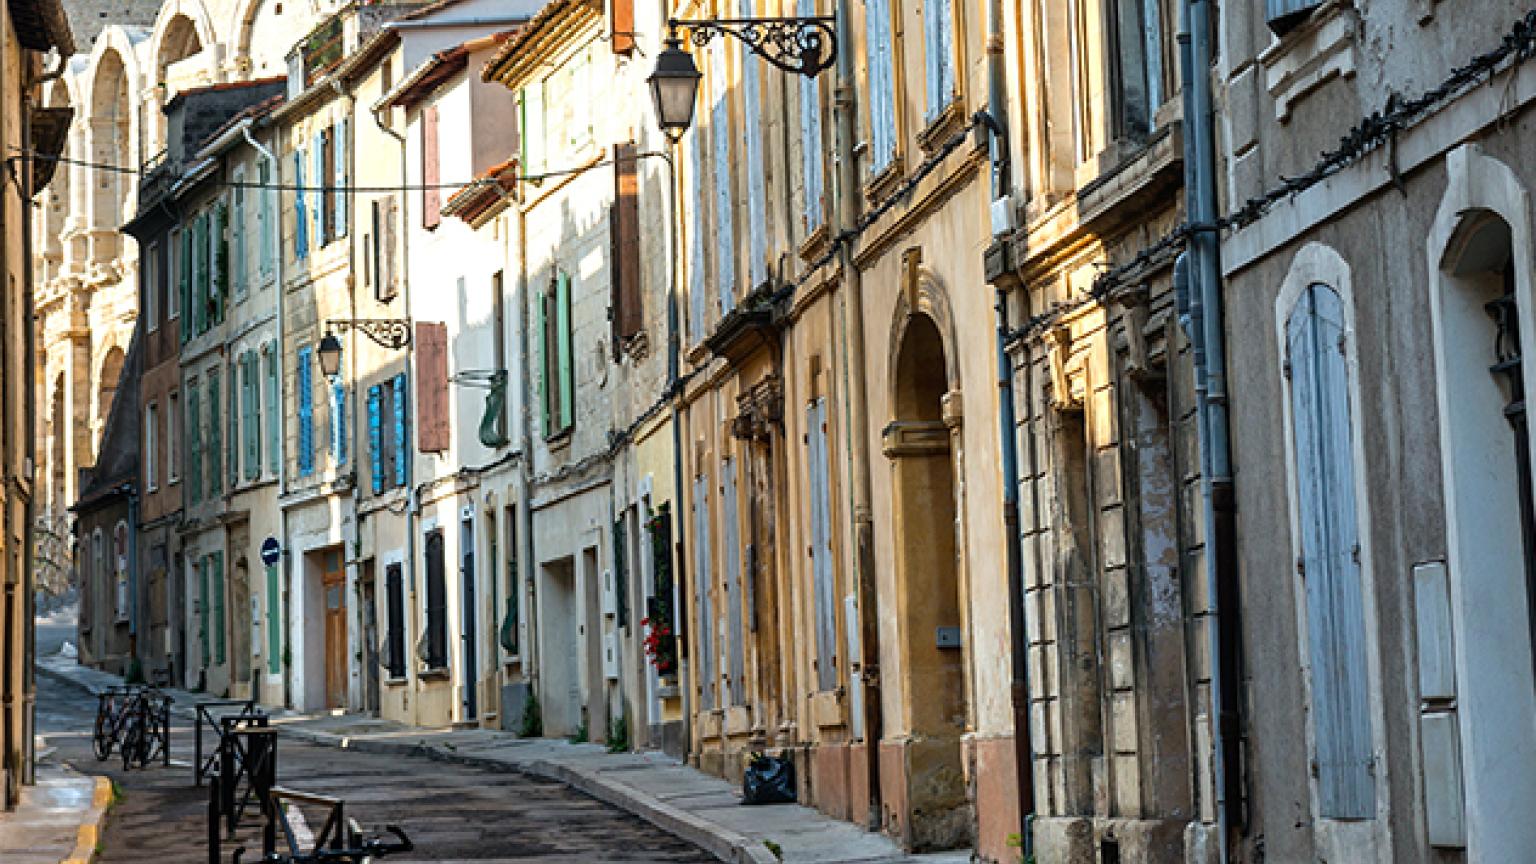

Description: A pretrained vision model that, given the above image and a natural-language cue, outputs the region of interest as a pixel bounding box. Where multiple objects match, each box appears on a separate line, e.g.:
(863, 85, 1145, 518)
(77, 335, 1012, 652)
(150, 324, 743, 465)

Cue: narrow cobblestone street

(35, 675, 716, 862)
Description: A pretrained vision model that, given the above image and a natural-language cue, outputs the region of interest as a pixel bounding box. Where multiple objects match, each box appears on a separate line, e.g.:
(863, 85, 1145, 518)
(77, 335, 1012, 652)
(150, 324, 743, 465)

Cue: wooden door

(322, 549, 347, 710)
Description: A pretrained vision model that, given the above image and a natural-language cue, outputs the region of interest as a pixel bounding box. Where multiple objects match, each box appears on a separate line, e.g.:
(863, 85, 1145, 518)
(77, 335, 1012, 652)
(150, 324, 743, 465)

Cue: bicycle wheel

(120, 709, 142, 770)
(92, 695, 114, 761)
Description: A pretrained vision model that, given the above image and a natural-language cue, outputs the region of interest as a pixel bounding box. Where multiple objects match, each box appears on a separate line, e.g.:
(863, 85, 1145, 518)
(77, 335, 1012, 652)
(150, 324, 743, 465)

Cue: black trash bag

(742, 752, 797, 805)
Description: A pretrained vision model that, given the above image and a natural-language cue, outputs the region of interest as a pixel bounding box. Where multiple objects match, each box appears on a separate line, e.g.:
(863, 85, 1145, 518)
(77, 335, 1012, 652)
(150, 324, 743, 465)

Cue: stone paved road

(36, 674, 716, 862)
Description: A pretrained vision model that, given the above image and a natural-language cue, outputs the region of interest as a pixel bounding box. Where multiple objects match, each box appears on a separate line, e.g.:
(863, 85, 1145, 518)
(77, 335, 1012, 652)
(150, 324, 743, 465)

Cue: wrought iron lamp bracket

(668, 16, 837, 77)
(329, 319, 412, 350)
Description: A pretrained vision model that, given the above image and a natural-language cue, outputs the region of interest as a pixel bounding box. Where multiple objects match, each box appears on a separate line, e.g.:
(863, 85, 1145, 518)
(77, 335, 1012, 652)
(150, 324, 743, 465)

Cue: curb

(59, 776, 114, 864)
(279, 724, 778, 864)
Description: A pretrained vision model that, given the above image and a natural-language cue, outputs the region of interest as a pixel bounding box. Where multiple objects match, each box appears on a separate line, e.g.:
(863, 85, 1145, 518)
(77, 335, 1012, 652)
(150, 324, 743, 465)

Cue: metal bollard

(208, 772, 222, 864)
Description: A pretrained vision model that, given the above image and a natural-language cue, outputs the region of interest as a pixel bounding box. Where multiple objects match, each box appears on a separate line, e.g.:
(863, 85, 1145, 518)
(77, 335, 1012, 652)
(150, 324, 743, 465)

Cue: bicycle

(92, 685, 173, 768)
(230, 826, 413, 864)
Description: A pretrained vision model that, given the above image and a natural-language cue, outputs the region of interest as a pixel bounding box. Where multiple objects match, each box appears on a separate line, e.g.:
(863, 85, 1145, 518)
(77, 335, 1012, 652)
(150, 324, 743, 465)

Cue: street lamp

(317, 331, 343, 378)
(648, 16, 836, 138)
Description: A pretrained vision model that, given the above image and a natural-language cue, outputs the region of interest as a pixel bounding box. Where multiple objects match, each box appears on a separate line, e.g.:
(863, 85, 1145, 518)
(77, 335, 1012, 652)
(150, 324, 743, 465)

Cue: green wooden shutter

(212, 551, 226, 665)
(536, 288, 551, 437)
(227, 361, 238, 486)
(199, 556, 210, 666)
(556, 271, 573, 431)
(244, 353, 259, 481)
(208, 370, 222, 496)
(188, 384, 202, 504)
(266, 564, 281, 674)
(179, 229, 192, 343)
(212, 200, 228, 324)
(265, 345, 279, 474)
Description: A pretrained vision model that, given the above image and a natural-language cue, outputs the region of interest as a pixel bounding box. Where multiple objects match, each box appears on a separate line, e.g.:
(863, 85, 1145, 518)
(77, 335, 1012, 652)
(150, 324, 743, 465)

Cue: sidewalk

(36, 654, 970, 864)
(0, 761, 113, 864)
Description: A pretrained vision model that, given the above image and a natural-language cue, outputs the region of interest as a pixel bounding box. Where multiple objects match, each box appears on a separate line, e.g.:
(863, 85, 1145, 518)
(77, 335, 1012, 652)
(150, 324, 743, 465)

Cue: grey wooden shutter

(1267, 0, 1323, 34)
(722, 458, 745, 705)
(807, 398, 838, 690)
(692, 474, 716, 709)
(1287, 282, 1374, 819)
(710, 44, 735, 312)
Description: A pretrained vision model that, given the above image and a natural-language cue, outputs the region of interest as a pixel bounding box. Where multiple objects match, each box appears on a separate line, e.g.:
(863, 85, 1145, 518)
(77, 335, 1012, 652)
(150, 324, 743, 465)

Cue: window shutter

(391, 372, 408, 486)
(687, 131, 706, 342)
(194, 213, 209, 335)
(722, 458, 745, 705)
(333, 380, 347, 465)
(259, 159, 274, 277)
(611, 0, 635, 53)
(425, 530, 448, 668)
(740, 0, 767, 290)
(232, 170, 247, 298)
(924, 0, 942, 120)
(368, 384, 383, 494)
(385, 564, 405, 677)
(335, 118, 349, 238)
(312, 133, 326, 245)
(612, 142, 642, 348)
(212, 551, 226, 665)
(265, 345, 279, 474)
(188, 384, 202, 504)
(227, 363, 238, 485)
(266, 563, 281, 674)
(536, 288, 551, 437)
(865, 0, 896, 170)
(710, 44, 735, 312)
(179, 229, 192, 343)
(208, 370, 222, 495)
(294, 151, 308, 259)
(799, 0, 825, 230)
(199, 557, 210, 666)
(1287, 283, 1374, 819)
(297, 346, 314, 475)
(422, 106, 441, 229)
(555, 272, 574, 432)
(692, 474, 715, 709)
(807, 398, 838, 689)
(613, 517, 629, 628)
(1267, 0, 1323, 35)
(415, 322, 451, 452)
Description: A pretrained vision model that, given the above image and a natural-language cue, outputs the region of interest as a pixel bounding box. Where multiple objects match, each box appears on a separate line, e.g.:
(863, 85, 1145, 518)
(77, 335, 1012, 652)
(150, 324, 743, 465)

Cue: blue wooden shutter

(1287, 282, 1374, 819)
(798, 0, 825, 230)
(740, 0, 767, 289)
(335, 118, 349, 238)
(722, 459, 745, 705)
(294, 151, 308, 259)
(924, 0, 954, 120)
(333, 380, 348, 465)
(297, 346, 314, 475)
(392, 372, 408, 486)
(710, 44, 735, 312)
(312, 133, 326, 245)
(368, 384, 383, 494)
(865, 0, 896, 170)
(555, 272, 574, 431)
(1267, 0, 1322, 33)
(692, 474, 715, 709)
(807, 398, 837, 689)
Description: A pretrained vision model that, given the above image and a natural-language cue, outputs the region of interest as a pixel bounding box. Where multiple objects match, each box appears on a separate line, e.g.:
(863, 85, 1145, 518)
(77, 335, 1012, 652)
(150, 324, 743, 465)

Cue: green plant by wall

(570, 721, 588, 744)
(519, 691, 543, 738)
(606, 710, 630, 754)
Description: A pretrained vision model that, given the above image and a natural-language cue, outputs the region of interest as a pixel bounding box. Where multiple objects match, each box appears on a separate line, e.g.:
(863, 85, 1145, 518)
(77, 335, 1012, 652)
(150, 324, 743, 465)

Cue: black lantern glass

(317, 331, 343, 378)
(648, 38, 702, 141)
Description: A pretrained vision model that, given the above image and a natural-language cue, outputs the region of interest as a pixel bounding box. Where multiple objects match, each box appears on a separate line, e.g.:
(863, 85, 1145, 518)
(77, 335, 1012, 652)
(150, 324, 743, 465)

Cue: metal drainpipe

(1179, 0, 1241, 856)
(981, 0, 1037, 847)
(515, 164, 538, 706)
(654, 143, 690, 735)
(19, 65, 40, 786)
(830, 0, 882, 829)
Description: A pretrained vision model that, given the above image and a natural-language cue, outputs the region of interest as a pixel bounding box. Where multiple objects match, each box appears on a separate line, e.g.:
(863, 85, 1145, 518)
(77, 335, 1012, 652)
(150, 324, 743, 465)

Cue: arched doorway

(882, 304, 971, 850)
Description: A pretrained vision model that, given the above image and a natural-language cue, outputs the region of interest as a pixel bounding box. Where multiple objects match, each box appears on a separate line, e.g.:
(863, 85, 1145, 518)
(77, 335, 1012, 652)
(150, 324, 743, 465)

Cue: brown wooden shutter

(416, 322, 450, 451)
(611, 0, 636, 54)
(422, 106, 441, 229)
(612, 141, 642, 351)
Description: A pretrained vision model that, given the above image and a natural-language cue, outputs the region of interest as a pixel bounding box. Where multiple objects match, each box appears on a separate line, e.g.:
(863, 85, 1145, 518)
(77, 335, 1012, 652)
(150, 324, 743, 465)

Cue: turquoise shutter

(710, 44, 735, 312)
(312, 133, 325, 245)
(333, 380, 347, 465)
(865, 0, 896, 169)
(294, 151, 308, 259)
(555, 273, 573, 431)
(807, 398, 837, 689)
(232, 175, 246, 298)
(1287, 283, 1374, 819)
(212, 551, 226, 665)
(368, 384, 383, 493)
(722, 458, 744, 705)
(266, 564, 281, 674)
(208, 370, 221, 495)
(193, 213, 208, 335)
(297, 346, 314, 475)
(265, 345, 279, 474)
(391, 372, 407, 486)
(335, 118, 349, 238)
(227, 362, 238, 485)
(691, 474, 715, 709)
(798, 0, 824, 229)
(244, 353, 259, 481)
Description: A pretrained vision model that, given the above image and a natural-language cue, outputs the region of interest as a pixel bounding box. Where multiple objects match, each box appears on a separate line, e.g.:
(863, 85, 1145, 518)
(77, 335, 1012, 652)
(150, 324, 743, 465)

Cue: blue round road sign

(260, 537, 281, 567)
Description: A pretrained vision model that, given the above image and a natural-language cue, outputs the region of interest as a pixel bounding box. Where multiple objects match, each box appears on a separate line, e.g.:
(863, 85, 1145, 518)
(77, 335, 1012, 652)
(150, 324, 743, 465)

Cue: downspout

(515, 162, 537, 708)
(657, 145, 690, 735)
(20, 64, 40, 786)
(333, 78, 362, 715)
(1179, 0, 1241, 857)
(981, 0, 1036, 849)
(242, 122, 286, 708)
(831, 0, 881, 828)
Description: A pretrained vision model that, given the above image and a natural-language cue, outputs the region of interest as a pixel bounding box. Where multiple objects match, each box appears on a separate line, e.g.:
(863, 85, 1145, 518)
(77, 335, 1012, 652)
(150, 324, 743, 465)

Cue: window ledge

(384, 676, 408, 687)
(417, 667, 450, 681)
(917, 100, 966, 156)
(865, 155, 906, 206)
(1259, 0, 1357, 123)
(798, 223, 831, 265)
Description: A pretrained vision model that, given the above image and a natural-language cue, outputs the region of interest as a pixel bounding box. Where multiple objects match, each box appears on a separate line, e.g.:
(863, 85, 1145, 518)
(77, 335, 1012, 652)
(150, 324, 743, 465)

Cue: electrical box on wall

(603, 632, 619, 680)
(601, 568, 617, 617)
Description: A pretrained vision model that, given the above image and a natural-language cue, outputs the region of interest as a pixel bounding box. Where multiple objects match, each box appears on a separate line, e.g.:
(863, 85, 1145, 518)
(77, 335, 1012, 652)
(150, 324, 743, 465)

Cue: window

(293, 149, 309, 260)
(332, 379, 347, 465)
(710, 43, 736, 313)
(799, 0, 825, 231)
(806, 397, 838, 689)
(424, 529, 448, 669)
(503, 505, 519, 656)
(145, 401, 158, 492)
(168, 389, 181, 484)
(264, 343, 278, 475)
(739, 0, 767, 290)
(208, 368, 222, 496)
(258, 158, 274, 279)
(864, 0, 898, 171)
(367, 374, 410, 493)
(538, 272, 574, 437)
(1284, 282, 1373, 819)
(384, 562, 406, 678)
(1266, 0, 1323, 35)
(187, 381, 202, 503)
(211, 551, 226, 665)
(518, 81, 546, 176)
(923, 0, 956, 122)
(422, 106, 441, 230)
(242, 351, 260, 481)
(232, 166, 247, 300)
(1109, 0, 1163, 141)
(297, 345, 314, 476)
(114, 522, 129, 623)
(144, 241, 160, 331)
(198, 555, 210, 666)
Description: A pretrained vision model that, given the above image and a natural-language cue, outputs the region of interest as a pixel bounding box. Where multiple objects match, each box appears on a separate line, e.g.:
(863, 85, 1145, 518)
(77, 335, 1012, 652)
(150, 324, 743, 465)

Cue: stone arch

(49, 372, 67, 512)
(148, 0, 216, 78)
(229, 0, 266, 73)
(886, 268, 962, 407)
(96, 344, 126, 427)
(1425, 143, 1536, 859)
(84, 37, 140, 252)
